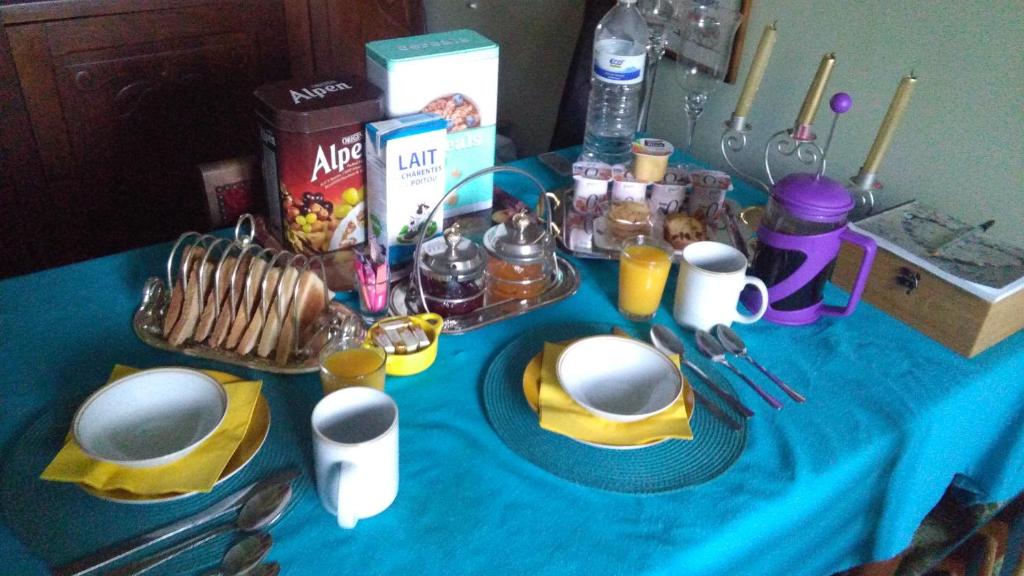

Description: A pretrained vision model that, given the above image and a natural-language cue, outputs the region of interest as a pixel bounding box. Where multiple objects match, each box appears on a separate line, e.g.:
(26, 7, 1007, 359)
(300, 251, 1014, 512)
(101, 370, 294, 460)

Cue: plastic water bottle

(581, 0, 650, 165)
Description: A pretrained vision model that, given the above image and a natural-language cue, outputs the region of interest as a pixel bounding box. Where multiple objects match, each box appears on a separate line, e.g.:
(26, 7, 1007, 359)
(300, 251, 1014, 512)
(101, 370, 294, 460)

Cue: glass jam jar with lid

(417, 224, 488, 316)
(483, 211, 555, 302)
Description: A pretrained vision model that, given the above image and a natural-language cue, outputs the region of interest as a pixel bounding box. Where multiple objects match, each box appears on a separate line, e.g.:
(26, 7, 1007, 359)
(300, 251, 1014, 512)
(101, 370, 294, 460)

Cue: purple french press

(742, 93, 877, 325)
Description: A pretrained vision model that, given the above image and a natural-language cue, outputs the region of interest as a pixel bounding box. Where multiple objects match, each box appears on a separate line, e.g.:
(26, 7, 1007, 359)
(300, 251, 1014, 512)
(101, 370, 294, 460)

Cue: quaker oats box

(366, 113, 449, 268)
(365, 29, 498, 218)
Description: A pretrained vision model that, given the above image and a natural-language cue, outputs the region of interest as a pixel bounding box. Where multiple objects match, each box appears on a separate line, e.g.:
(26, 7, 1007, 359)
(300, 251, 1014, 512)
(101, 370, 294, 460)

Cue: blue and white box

(366, 29, 499, 217)
(366, 113, 448, 267)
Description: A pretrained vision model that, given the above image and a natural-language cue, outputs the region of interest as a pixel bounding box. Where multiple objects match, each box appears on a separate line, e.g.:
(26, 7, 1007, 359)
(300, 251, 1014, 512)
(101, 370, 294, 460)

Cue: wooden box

(833, 243, 1024, 358)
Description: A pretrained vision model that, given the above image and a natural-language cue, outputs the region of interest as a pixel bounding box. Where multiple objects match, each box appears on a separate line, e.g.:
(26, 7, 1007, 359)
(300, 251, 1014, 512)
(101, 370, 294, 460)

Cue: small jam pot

(418, 225, 488, 316)
(483, 211, 554, 302)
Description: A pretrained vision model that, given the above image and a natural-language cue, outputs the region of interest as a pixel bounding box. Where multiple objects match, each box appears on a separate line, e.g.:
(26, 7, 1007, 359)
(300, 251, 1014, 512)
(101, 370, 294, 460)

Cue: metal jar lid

(420, 225, 488, 282)
(483, 211, 552, 265)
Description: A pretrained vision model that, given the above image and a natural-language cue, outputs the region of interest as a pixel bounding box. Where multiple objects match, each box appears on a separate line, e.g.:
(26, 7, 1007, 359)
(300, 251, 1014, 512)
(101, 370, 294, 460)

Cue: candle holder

(719, 115, 826, 195)
(847, 168, 882, 220)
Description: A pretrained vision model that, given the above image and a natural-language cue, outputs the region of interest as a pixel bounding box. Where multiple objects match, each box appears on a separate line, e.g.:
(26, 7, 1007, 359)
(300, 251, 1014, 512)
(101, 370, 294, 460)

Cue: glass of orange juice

(618, 235, 673, 321)
(319, 335, 387, 395)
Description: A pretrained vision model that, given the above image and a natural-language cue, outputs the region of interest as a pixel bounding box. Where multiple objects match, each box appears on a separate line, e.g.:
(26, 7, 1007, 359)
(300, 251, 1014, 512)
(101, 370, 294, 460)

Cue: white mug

(673, 241, 769, 332)
(311, 387, 399, 528)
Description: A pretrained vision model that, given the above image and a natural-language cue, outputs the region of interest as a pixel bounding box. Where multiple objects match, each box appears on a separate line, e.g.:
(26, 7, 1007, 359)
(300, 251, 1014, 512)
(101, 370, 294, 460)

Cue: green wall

(647, 0, 1024, 246)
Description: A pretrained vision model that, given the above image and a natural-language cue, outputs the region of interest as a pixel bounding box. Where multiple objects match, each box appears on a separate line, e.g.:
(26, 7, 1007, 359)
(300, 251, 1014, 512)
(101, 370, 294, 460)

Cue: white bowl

(556, 336, 683, 423)
(73, 368, 228, 468)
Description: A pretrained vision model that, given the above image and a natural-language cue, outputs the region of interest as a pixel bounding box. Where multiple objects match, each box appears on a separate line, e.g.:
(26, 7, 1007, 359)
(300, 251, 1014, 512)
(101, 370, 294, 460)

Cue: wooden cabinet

(0, 0, 423, 278)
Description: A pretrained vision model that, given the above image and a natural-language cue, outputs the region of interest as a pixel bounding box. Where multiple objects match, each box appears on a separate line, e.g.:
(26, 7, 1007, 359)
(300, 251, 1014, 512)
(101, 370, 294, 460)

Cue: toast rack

(133, 214, 359, 374)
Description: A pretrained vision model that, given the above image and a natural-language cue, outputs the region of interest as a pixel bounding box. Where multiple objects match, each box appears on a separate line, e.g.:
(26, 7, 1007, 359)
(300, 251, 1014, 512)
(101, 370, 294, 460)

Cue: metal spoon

(650, 324, 754, 419)
(109, 483, 292, 575)
(202, 532, 273, 576)
(712, 324, 806, 403)
(695, 329, 783, 410)
(56, 469, 299, 576)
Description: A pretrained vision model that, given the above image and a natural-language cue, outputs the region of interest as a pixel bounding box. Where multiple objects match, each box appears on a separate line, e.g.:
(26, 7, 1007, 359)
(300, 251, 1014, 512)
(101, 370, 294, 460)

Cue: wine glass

(670, 0, 741, 152)
(637, 0, 676, 133)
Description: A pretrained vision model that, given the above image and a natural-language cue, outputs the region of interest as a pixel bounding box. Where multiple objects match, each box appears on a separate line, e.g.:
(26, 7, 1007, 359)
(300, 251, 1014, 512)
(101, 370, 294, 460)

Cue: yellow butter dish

(366, 313, 443, 376)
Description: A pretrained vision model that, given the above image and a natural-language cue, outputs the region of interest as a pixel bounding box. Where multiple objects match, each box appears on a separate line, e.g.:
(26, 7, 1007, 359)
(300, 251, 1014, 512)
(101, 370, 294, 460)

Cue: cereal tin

(255, 77, 383, 255)
(365, 29, 498, 217)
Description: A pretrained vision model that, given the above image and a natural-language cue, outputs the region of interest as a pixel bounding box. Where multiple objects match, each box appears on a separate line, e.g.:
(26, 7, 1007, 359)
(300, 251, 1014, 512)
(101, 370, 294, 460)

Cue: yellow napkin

(41, 365, 262, 495)
(538, 342, 693, 445)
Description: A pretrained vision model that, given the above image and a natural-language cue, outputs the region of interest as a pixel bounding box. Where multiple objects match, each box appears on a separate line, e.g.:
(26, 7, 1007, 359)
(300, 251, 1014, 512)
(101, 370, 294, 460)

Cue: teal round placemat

(0, 400, 315, 574)
(483, 322, 747, 494)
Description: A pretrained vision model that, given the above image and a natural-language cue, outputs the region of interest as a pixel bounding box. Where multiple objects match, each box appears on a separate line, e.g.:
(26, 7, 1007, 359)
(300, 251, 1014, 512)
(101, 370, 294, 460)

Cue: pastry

(663, 213, 708, 250)
(607, 201, 653, 242)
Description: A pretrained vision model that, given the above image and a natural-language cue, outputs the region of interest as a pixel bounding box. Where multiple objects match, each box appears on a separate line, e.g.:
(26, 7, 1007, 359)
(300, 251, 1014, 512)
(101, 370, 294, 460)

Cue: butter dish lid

(366, 29, 498, 67)
(254, 76, 382, 133)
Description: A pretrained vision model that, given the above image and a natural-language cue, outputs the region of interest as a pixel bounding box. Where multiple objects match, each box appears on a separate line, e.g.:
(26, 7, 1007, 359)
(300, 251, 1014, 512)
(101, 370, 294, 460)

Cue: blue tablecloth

(2, 151, 1023, 576)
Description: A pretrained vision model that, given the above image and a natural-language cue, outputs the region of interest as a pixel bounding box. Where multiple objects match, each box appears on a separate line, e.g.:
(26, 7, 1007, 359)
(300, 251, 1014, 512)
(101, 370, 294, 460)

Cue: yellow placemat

(538, 342, 692, 445)
(40, 365, 262, 495)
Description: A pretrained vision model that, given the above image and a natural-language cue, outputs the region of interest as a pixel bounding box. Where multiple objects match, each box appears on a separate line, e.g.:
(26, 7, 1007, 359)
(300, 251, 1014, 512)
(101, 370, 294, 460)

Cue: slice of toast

(236, 267, 282, 355)
(224, 258, 268, 350)
(275, 270, 330, 365)
(167, 267, 202, 346)
(162, 245, 205, 337)
(256, 266, 300, 358)
(194, 256, 238, 342)
(207, 254, 253, 348)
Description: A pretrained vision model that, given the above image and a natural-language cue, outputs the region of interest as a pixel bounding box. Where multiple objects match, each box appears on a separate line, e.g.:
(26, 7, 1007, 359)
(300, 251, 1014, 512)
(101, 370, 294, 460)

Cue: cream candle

(795, 53, 836, 127)
(862, 73, 917, 174)
(733, 22, 778, 119)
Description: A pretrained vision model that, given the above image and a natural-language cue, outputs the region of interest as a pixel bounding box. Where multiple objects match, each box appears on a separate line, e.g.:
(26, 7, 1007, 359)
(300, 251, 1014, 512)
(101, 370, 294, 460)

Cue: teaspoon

(712, 324, 805, 403)
(110, 482, 292, 575)
(202, 532, 273, 576)
(650, 324, 754, 419)
(695, 329, 782, 410)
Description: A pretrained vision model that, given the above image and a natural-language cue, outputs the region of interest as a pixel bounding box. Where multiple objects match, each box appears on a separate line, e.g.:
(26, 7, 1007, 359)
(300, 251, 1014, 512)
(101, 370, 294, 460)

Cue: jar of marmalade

(483, 211, 554, 302)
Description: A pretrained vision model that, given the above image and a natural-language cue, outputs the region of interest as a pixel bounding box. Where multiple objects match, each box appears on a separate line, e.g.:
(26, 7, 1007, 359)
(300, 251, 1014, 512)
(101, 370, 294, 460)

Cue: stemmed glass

(670, 0, 741, 152)
(636, 0, 676, 134)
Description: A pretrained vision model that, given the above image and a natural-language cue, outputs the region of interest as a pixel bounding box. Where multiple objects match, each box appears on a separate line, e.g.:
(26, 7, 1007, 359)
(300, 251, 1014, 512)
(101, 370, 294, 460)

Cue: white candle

(733, 22, 778, 119)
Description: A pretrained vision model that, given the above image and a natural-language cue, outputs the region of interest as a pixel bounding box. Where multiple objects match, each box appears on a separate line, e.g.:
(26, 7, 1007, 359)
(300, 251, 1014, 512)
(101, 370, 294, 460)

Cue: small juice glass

(618, 235, 673, 321)
(319, 335, 387, 395)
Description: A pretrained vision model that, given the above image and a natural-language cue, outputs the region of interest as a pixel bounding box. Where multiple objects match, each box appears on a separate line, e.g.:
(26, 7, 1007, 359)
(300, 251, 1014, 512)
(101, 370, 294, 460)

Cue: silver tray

(388, 254, 580, 335)
(552, 186, 754, 260)
(133, 276, 358, 374)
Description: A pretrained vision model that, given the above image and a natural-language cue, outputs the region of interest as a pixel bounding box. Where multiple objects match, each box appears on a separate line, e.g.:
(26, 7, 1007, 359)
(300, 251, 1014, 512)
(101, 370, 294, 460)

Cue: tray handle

(411, 165, 553, 316)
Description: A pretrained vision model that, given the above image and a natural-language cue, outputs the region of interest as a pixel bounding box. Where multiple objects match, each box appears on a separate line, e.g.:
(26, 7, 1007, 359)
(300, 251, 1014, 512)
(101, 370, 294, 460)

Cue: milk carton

(365, 113, 448, 267)
(365, 29, 499, 217)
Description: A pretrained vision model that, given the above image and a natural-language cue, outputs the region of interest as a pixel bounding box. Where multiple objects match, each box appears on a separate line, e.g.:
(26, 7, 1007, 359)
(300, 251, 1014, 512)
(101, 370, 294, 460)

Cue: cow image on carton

(366, 113, 449, 268)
